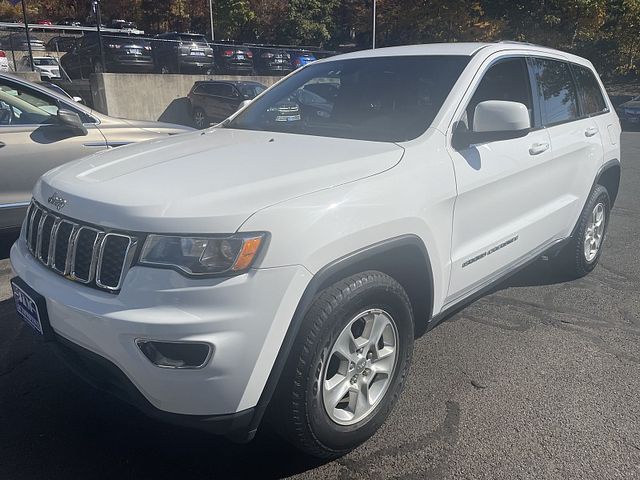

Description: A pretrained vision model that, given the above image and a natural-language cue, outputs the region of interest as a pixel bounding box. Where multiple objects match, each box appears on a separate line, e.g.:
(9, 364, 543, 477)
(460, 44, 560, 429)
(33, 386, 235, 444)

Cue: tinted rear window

(179, 34, 208, 43)
(227, 55, 469, 142)
(572, 65, 608, 116)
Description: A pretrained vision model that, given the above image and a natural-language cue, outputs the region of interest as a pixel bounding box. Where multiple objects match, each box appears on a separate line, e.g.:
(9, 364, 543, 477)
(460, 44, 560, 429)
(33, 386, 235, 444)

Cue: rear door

(529, 57, 604, 236)
(571, 63, 618, 170)
(446, 56, 558, 305)
(0, 78, 106, 229)
(220, 84, 242, 118)
(202, 83, 223, 119)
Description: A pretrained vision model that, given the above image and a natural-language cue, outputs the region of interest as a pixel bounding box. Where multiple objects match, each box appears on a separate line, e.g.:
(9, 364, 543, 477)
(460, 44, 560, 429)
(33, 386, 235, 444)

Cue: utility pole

(94, 0, 106, 72)
(20, 0, 34, 71)
(372, 0, 376, 49)
(209, 0, 215, 42)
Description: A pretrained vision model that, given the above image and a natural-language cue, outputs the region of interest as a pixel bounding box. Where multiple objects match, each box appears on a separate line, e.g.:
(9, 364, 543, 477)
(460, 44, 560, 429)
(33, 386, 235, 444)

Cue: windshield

(227, 55, 469, 142)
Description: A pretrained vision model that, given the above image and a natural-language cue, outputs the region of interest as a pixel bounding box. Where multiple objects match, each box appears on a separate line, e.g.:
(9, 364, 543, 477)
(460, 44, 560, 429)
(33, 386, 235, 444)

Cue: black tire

(192, 107, 208, 129)
(558, 184, 611, 278)
(273, 270, 414, 458)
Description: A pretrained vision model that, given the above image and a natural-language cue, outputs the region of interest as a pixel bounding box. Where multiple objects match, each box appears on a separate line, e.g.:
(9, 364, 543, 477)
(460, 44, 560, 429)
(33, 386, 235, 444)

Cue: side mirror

(57, 109, 88, 135)
(453, 100, 531, 150)
(72, 96, 83, 103)
(239, 99, 252, 109)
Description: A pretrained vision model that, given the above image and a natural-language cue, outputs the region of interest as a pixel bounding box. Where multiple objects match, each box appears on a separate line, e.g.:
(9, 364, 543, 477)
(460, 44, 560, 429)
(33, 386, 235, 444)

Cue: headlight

(139, 233, 266, 276)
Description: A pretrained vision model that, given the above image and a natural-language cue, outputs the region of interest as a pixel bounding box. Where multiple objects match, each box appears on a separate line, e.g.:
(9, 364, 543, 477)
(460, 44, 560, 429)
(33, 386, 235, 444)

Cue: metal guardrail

(0, 21, 144, 35)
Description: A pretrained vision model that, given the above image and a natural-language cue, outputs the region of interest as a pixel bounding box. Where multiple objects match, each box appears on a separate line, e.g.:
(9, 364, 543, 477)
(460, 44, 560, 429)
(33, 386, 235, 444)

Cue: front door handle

(585, 126, 599, 137)
(529, 142, 549, 155)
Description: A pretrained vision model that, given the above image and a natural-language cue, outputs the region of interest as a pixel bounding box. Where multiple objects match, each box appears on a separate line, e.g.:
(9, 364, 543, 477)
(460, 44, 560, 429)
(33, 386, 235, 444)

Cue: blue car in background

(290, 50, 317, 69)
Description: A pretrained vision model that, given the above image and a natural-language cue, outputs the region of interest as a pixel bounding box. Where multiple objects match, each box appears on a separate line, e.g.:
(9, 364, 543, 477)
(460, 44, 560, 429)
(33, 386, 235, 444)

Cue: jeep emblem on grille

(47, 192, 67, 211)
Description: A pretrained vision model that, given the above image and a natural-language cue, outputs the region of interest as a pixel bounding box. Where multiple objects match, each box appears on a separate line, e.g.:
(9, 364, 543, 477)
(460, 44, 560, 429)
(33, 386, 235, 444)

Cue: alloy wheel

(584, 202, 606, 262)
(193, 110, 206, 129)
(322, 308, 399, 426)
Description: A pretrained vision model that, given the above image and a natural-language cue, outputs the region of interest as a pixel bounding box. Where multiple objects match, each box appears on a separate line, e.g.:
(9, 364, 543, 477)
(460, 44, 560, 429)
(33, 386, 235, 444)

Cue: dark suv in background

(214, 45, 254, 74)
(152, 32, 215, 74)
(187, 80, 266, 128)
(251, 47, 292, 75)
(60, 33, 154, 78)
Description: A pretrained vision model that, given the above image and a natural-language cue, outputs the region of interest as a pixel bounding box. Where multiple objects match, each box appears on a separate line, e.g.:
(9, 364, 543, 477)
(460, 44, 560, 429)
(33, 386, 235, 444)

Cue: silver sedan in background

(0, 73, 193, 232)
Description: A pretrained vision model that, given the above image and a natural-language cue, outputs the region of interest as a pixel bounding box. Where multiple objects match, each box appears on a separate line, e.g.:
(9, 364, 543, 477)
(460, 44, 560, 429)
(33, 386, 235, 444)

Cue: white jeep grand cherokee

(10, 42, 620, 458)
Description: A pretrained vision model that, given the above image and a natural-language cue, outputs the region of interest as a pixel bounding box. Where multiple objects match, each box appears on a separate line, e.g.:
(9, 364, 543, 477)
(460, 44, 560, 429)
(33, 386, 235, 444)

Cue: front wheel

(274, 271, 414, 458)
(558, 184, 611, 277)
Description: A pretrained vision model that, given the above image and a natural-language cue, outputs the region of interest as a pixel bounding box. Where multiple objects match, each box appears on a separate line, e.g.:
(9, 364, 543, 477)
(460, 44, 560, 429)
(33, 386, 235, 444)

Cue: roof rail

(497, 40, 545, 48)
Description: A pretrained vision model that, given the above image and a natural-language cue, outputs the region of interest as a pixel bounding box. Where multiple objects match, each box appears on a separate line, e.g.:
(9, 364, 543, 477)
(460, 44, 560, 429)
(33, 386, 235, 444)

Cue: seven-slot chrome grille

(24, 201, 137, 293)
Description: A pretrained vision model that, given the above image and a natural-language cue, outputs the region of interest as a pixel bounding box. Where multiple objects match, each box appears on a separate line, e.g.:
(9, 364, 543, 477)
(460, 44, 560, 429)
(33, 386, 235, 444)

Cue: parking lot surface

(1, 135, 639, 480)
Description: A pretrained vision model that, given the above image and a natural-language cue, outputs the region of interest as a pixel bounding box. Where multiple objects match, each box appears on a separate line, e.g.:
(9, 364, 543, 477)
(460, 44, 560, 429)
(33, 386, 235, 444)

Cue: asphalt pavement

(1, 134, 639, 480)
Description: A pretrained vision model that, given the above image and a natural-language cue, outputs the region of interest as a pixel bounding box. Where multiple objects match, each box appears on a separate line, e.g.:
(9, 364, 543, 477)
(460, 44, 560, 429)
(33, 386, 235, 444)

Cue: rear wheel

(192, 107, 208, 129)
(558, 184, 611, 277)
(274, 271, 414, 458)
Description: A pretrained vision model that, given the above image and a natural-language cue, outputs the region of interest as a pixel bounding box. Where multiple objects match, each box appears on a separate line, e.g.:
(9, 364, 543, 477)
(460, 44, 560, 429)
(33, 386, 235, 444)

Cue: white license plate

(191, 51, 205, 56)
(11, 281, 43, 335)
(127, 49, 142, 55)
(236, 54, 245, 60)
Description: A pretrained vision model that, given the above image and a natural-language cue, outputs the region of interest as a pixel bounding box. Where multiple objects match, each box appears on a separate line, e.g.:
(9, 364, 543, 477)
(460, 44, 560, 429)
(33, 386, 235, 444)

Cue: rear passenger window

(531, 58, 580, 125)
(218, 85, 234, 98)
(203, 83, 223, 96)
(572, 65, 608, 116)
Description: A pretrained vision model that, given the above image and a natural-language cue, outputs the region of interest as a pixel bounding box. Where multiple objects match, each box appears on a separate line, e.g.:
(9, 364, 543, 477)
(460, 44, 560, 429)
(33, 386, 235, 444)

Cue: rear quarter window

(572, 65, 608, 116)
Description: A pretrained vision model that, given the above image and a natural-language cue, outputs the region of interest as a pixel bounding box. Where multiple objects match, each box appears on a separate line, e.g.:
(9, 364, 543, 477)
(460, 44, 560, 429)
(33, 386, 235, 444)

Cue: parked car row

(56, 32, 321, 78)
(2, 29, 322, 78)
(0, 16, 139, 30)
(0, 33, 46, 51)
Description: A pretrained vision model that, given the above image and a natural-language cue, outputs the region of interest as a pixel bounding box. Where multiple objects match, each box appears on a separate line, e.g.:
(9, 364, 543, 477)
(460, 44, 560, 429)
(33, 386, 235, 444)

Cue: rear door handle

(585, 126, 599, 137)
(529, 142, 549, 155)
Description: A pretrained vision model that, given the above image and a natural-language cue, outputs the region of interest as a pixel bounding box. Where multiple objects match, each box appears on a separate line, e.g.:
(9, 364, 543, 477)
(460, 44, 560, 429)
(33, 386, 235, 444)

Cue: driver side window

(462, 58, 534, 131)
(0, 80, 59, 126)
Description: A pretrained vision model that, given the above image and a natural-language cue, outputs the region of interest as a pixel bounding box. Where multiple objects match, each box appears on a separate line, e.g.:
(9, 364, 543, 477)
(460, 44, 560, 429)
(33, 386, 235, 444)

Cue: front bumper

(10, 239, 311, 419)
(51, 331, 256, 438)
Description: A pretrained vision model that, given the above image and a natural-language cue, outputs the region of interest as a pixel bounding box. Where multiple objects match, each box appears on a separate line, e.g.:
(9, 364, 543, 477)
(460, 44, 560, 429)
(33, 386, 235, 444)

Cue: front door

(0, 78, 106, 229)
(445, 56, 561, 306)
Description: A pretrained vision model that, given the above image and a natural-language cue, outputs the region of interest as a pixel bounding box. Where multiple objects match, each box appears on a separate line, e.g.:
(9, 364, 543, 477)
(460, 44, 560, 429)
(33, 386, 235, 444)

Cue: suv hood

(34, 128, 404, 233)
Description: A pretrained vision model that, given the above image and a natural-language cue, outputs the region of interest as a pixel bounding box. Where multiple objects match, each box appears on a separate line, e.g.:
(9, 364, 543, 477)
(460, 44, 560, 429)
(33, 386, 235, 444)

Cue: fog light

(136, 339, 212, 369)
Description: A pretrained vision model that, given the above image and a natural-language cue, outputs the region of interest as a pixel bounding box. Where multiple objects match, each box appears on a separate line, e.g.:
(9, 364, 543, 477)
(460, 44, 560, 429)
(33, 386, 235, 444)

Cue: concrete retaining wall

(90, 73, 281, 125)
(11, 71, 42, 82)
